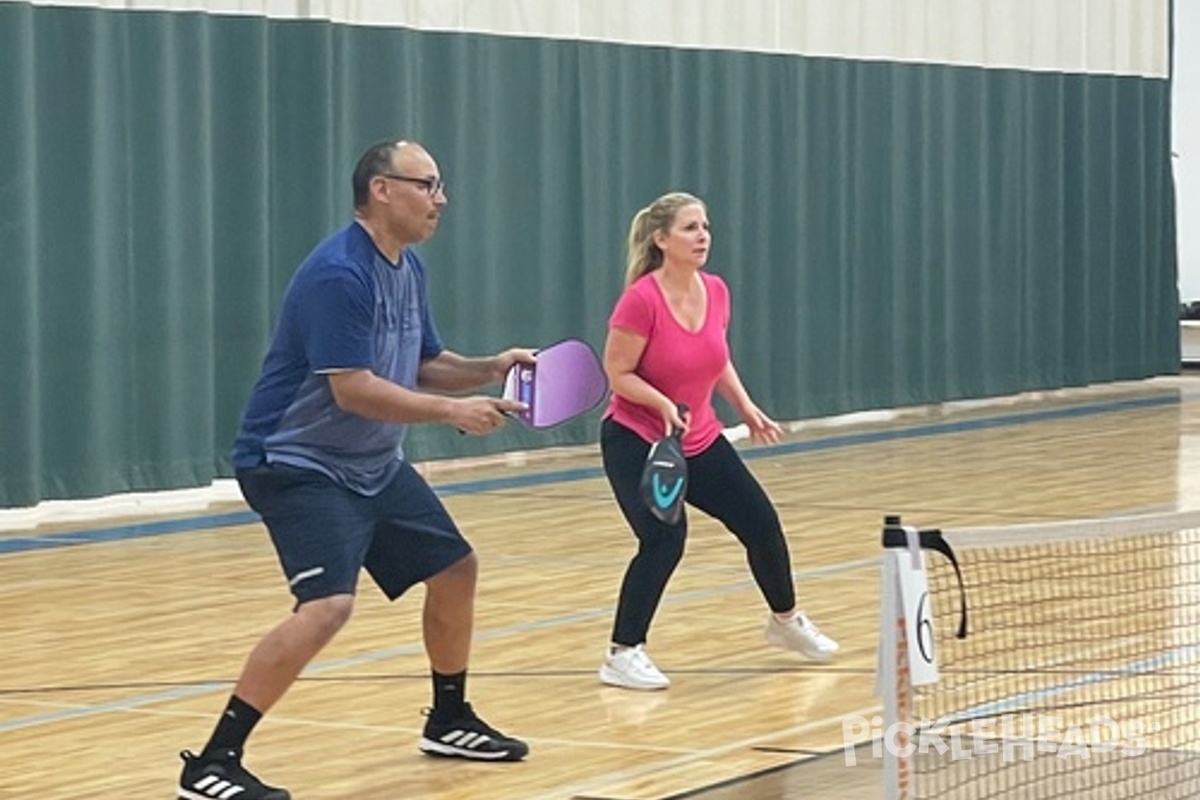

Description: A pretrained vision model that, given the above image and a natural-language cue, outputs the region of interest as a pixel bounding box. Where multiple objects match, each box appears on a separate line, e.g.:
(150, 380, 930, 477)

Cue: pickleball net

(878, 509, 1200, 799)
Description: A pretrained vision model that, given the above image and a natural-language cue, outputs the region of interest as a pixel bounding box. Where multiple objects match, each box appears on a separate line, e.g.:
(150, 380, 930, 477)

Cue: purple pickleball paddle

(502, 339, 609, 428)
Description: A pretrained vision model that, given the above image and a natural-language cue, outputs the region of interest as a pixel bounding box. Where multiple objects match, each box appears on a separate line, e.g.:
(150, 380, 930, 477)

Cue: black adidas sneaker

(177, 749, 290, 800)
(418, 703, 529, 761)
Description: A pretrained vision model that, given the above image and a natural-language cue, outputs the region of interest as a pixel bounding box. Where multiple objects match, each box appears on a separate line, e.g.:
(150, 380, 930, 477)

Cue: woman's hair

(624, 191, 705, 287)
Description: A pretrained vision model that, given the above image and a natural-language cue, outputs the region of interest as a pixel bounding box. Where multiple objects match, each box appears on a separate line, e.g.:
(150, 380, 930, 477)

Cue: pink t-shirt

(604, 271, 730, 456)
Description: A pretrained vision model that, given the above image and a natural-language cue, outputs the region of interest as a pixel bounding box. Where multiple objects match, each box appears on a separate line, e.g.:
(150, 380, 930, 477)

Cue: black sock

(431, 669, 467, 719)
(201, 695, 263, 758)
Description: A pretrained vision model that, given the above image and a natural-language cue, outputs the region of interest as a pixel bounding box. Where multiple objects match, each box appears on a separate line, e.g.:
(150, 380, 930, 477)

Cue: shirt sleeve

(609, 281, 655, 338)
(407, 250, 445, 360)
(709, 273, 731, 331)
(296, 264, 375, 372)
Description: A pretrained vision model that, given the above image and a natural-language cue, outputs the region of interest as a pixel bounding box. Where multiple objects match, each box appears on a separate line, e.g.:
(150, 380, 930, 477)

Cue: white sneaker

(765, 613, 839, 661)
(599, 644, 670, 690)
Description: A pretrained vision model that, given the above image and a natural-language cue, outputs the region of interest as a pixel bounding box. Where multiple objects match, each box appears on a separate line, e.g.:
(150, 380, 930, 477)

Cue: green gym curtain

(0, 3, 1177, 506)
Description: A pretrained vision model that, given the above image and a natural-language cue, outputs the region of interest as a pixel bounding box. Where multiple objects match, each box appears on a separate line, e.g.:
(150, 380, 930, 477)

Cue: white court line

(0, 700, 702, 754)
(0, 557, 879, 733)
(520, 703, 884, 800)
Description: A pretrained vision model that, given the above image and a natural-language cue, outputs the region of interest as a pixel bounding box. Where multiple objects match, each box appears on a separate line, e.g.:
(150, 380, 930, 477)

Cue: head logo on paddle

(501, 338, 608, 429)
(639, 405, 689, 525)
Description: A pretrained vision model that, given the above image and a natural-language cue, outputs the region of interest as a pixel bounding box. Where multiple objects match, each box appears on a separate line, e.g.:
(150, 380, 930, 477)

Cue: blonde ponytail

(622, 191, 705, 287)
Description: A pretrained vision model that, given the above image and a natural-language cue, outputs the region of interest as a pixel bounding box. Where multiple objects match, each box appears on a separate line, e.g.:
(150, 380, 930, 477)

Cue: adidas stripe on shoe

(177, 749, 290, 800)
(419, 703, 529, 761)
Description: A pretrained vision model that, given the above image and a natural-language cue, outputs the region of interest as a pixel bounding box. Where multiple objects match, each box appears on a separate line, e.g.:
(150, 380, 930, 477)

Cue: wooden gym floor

(2, 373, 1199, 799)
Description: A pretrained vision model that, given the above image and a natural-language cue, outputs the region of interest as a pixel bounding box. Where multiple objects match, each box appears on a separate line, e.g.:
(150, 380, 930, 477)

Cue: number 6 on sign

(892, 524, 939, 686)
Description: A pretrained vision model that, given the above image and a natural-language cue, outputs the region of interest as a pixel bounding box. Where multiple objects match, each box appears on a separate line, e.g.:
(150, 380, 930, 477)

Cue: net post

(878, 514, 912, 800)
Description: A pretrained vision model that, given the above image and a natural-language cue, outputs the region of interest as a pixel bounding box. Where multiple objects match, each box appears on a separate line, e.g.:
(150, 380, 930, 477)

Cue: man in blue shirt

(178, 140, 533, 800)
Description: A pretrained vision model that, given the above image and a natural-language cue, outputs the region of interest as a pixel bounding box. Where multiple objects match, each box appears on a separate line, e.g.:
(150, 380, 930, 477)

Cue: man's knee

(446, 550, 479, 578)
(296, 593, 355, 638)
(427, 551, 478, 591)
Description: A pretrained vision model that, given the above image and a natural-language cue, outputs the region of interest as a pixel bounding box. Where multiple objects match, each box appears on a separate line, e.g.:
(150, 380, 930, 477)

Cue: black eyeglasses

(378, 173, 446, 196)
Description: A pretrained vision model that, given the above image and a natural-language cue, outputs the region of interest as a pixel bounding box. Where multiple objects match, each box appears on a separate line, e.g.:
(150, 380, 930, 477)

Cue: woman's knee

(637, 527, 686, 566)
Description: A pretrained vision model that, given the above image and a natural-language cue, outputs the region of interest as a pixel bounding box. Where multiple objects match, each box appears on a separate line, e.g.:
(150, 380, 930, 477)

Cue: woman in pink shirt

(598, 191, 839, 691)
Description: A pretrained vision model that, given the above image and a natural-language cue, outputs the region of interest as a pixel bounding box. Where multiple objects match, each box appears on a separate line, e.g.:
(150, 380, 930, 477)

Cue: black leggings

(600, 417, 797, 646)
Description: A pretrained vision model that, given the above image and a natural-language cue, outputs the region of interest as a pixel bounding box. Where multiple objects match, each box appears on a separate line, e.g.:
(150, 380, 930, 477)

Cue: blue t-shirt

(232, 222, 444, 494)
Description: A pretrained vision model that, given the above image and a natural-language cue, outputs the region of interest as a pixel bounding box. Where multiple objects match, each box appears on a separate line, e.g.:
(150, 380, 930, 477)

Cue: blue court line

(0, 391, 1180, 557)
(0, 510, 260, 554)
(935, 642, 1200, 725)
(759, 392, 1179, 457)
(0, 683, 233, 732)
